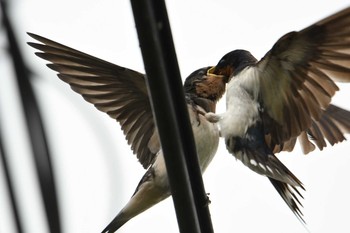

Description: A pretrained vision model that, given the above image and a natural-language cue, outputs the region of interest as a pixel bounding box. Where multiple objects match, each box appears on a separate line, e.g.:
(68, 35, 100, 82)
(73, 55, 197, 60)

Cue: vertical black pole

(0, 130, 23, 233)
(0, 1, 61, 233)
(130, 1, 214, 233)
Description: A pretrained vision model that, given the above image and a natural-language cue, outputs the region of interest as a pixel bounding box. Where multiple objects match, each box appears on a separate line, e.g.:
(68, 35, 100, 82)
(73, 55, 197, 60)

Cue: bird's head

(184, 66, 227, 103)
(209, 49, 257, 79)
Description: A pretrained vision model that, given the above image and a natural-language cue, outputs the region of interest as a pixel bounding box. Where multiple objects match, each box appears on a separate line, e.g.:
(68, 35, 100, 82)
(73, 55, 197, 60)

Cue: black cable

(0, 128, 23, 233)
(130, 0, 214, 232)
(0, 1, 61, 232)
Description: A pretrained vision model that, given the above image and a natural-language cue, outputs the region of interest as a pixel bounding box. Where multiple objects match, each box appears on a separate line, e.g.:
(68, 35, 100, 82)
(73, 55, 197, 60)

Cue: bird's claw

(205, 112, 221, 123)
(206, 193, 211, 206)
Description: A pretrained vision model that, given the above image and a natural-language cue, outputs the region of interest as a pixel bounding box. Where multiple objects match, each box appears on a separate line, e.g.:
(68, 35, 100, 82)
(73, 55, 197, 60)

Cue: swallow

(207, 7, 350, 223)
(27, 33, 227, 232)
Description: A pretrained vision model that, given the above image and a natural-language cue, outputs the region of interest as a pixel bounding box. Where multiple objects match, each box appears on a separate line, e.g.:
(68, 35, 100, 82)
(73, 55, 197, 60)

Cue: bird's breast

(219, 70, 260, 139)
(151, 105, 220, 190)
(189, 108, 220, 173)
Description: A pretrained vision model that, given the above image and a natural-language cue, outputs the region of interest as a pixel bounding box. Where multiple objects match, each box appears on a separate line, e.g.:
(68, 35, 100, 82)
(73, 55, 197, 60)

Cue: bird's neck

(192, 97, 217, 113)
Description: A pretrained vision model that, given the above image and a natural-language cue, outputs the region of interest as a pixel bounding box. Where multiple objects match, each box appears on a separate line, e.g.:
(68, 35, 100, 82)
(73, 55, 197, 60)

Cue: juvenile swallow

(207, 7, 350, 222)
(27, 33, 227, 232)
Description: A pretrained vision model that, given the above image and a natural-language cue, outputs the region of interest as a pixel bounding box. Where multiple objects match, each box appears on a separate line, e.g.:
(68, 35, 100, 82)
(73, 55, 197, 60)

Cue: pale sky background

(1, 0, 350, 233)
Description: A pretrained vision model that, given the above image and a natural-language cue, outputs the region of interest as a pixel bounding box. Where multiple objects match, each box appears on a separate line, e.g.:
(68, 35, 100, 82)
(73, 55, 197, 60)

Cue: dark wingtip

(268, 178, 306, 225)
(27, 32, 35, 37)
(27, 32, 44, 41)
(27, 33, 47, 51)
(27, 42, 44, 50)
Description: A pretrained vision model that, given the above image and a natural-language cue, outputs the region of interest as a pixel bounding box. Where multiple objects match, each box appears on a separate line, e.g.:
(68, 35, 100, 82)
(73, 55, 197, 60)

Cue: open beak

(207, 66, 230, 84)
(206, 66, 230, 84)
(207, 66, 215, 75)
(207, 65, 233, 79)
(207, 66, 223, 77)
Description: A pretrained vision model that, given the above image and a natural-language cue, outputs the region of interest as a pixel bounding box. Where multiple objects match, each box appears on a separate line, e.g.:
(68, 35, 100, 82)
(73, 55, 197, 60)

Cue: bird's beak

(207, 66, 223, 77)
(207, 66, 216, 75)
(207, 66, 230, 83)
(207, 66, 232, 78)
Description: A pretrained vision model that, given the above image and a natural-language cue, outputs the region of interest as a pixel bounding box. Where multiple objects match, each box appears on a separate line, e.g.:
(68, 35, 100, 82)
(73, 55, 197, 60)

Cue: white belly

(219, 68, 260, 138)
(189, 109, 220, 172)
(152, 106, 219, 188)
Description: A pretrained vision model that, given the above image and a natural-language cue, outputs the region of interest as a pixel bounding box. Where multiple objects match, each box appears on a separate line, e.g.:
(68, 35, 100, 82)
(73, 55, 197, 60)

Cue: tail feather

(268, 178, 305, 224)
(101, 167, 171, 233)
(225, 125, 307, 224)
(226, 123, 304, 187)
(101, 190, 170, 233)
(229, 138, 303, 187)
(101, 212, 130, 233)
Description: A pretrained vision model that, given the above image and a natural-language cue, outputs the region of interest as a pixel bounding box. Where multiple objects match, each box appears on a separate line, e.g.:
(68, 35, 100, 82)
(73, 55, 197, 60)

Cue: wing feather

(28, 32, 158, 168)
(271, 105, 350, 154)
(255, 7, 350, 145)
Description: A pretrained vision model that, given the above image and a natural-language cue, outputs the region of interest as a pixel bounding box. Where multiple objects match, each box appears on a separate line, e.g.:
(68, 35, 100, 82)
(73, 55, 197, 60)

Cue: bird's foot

(205, 112, 221, 123)
(205, 193, 211, 206)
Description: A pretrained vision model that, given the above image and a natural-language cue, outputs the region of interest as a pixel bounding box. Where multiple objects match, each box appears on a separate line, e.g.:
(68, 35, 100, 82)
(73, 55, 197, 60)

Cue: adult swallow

(27, 33, 227, 232)
(207, 7, 350, 223)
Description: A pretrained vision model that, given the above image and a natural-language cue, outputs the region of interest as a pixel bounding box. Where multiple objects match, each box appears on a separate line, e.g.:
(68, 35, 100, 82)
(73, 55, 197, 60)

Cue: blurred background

(1, 0, 350, 233)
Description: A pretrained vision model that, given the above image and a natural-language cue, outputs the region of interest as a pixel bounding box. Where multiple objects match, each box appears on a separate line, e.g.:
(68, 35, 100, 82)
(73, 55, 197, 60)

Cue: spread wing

(253, 7, 350, 146)
(270, 104, 350, 154)
(27, 33, 159, 169)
